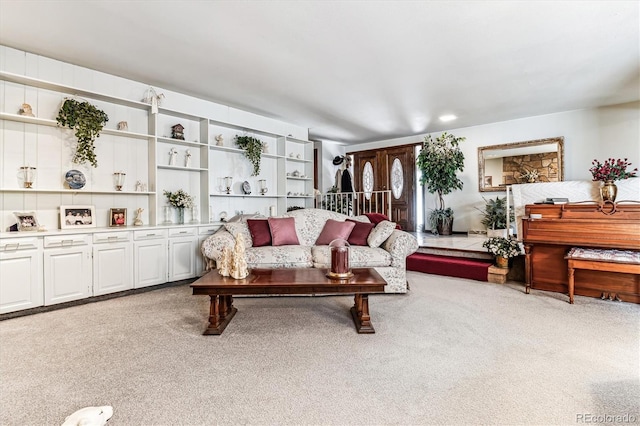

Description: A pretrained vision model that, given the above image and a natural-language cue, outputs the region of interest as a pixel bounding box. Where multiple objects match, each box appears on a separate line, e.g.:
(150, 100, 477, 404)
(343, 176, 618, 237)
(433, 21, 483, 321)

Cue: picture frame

(109, 208, 127, 227)
(60, 205, 96, 229)
(13, 211, 39, 231)
(484, 176, 493, 187)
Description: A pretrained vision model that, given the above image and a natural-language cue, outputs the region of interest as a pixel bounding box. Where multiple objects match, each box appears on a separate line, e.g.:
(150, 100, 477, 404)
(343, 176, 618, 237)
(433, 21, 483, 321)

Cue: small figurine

(171, 124, 185, 140)
(215, 134, 224, 146)
(230, 234, 249, 279)
(185, 149, 192, 168)
(262, 142, 269, 153)
(19, 103, 34, 117)
(135, 180, 141, 192)
(218, 246, 232, 277)
(169, 147, 178, 166)
(134, 208, 144, 226)
(117, 121, 128, 131)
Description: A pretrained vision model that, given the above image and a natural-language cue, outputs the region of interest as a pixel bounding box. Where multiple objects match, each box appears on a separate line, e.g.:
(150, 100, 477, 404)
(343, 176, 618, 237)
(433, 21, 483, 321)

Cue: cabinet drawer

(169, 227, 197, 238)
(198, 225, 221, 235)
(133, 229, 168, 241)
(44, 234, 90, 248)
(0, 237, 41, 251)
(93, 231, 132, 244)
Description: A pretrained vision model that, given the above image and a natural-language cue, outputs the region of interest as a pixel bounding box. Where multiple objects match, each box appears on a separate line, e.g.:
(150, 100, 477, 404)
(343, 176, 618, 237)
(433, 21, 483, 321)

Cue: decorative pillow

(268, 217, 300, 246)
(315, 219, 356, 245)
(346, 219, 375, 246)
(224, 222, 253, 247)
(367, 220, 397, 248)
(247, 219, 272, 247)
(364, 213, 402, 230)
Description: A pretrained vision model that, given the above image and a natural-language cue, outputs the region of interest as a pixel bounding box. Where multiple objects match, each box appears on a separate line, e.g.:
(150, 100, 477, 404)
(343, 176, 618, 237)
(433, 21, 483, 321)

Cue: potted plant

(417, 132, 465, 235)
(56, 99, 109, 168)
(234, 135, 264, 176)
(477, 196, 514, 237)
(589, 158, 637, 202)
(163, 189, 194, 224)
(482, 236, 523, 268)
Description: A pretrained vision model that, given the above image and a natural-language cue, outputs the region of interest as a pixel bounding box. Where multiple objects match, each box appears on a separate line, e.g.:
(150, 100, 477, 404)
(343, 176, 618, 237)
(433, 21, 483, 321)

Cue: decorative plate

(65, 169, 86, 190)
(219, 211, 227, 221)
(242, 181, 251, 194)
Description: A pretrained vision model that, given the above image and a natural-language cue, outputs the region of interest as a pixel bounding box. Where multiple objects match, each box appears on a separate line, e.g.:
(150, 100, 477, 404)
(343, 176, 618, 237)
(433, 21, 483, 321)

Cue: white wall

(348, 101, 640, 232)
(314, 140, 346, 193)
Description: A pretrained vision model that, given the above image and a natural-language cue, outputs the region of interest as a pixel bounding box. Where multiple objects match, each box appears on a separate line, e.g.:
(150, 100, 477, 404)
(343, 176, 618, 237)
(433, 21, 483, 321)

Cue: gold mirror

(478, 136, 564, 192)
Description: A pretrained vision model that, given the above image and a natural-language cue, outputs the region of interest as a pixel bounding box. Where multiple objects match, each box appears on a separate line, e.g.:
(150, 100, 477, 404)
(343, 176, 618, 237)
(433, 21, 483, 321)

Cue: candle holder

(19, 166, 37, 189)
(113, 172, 126, 191)
(327, 239, 353, 279)
(162, 206, 172, 224)
(224, 176, 233, 194)
(259, 179, 268, 195)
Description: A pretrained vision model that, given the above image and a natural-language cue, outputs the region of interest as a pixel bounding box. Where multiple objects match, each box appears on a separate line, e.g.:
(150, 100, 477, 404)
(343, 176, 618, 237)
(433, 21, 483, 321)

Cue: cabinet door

(44, 246, 92, 305)
(169, 237, 197, 281)
(134, 239, 168, 288)
(0, 245, 43, 314)
(93, 242, 133, 296)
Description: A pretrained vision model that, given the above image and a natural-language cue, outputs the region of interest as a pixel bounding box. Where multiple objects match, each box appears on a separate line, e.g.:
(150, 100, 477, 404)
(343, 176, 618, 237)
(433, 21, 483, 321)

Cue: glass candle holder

(19, 166, 37, 189)
(327, 239, 352, 279)
(162, 206, 172, 224)
(259, 179, 268, 195)
(113, 172, 126, 191)
(224, 176, 233, 194)
(190, 204, 199, 223)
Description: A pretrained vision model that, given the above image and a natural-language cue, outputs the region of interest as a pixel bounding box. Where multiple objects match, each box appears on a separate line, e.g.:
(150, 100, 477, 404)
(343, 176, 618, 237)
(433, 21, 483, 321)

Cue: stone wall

(502, 152, 559, 185)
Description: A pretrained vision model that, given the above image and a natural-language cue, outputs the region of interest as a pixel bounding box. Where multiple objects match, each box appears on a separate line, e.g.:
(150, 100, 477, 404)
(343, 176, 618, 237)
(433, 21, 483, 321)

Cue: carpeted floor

(1, 272, 638, 425)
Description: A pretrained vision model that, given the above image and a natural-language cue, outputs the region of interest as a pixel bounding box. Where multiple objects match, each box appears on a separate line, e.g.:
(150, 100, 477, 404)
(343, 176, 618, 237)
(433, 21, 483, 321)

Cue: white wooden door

(93, 240, 133, 296)
(0, 238, 43, 314)
(134, 239, 168, 288)
(169, 237, 197, 281)
(44, 245, 92, 305)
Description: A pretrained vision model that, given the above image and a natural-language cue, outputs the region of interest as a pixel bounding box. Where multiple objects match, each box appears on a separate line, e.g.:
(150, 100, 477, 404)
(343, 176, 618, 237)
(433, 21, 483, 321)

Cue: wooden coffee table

(191, 268, 387, 335)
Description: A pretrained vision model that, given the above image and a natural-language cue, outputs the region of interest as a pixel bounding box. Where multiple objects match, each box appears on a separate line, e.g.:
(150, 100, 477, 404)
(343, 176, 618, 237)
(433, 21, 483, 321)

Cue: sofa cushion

(364, 213, 402, 230)
(247, 219, 272, 247)
(284, 209, 358, 246)
(268, 217, 300, 246)
(311, 245, 392, 268)
(315, 219, 356, 245)
(245, 246, 313, 268)
(368, 220, 397, 248)
(224, 222, 253, 247)
(346, 219, 375, 246)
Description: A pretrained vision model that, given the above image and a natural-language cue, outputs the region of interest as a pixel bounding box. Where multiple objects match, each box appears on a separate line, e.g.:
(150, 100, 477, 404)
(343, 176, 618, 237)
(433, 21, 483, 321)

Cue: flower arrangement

(163, 189, 194, 208)
(482, 236, 523, 259)
(589, 158, 637, 182)
(520, 166, 540, 183)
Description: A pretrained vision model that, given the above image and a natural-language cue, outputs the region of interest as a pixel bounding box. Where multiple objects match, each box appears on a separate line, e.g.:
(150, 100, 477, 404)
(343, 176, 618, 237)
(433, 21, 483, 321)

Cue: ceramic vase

(600, 180, 617, 202)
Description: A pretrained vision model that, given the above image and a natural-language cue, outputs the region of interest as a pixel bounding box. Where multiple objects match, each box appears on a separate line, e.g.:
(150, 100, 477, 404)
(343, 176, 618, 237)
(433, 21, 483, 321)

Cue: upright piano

(522, 202, 640, 303)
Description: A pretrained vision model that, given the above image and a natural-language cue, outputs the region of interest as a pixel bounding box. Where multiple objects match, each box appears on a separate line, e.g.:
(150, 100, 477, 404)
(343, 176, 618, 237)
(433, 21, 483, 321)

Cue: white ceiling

(0, 1, 638, 144)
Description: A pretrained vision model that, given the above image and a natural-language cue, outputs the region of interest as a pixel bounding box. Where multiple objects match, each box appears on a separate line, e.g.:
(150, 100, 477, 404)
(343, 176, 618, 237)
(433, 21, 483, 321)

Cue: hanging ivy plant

(56, 99, 109, 168)
(234, 135, 263, 176)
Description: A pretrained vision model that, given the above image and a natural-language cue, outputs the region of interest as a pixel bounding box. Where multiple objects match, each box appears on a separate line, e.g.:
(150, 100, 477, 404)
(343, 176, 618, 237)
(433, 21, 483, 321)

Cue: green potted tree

(477, 196, 514, 238)
(417, 132, 465, 235)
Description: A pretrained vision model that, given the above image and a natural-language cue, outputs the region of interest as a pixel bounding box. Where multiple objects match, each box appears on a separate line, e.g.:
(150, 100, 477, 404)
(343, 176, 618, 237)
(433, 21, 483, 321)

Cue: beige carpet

(1, 272, 638, 425)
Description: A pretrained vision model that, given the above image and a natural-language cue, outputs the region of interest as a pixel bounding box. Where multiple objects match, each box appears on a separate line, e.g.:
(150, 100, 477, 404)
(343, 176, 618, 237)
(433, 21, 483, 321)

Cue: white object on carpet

(61, 406, 113, 426)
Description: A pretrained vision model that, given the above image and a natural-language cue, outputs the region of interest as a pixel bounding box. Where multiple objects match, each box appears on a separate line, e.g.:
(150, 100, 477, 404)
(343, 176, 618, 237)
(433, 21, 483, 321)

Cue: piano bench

(565, 248, 640, 304)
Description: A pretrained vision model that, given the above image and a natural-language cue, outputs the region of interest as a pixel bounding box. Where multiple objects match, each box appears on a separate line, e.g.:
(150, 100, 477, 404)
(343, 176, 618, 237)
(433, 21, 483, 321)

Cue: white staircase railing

(315, 190, 392, 218)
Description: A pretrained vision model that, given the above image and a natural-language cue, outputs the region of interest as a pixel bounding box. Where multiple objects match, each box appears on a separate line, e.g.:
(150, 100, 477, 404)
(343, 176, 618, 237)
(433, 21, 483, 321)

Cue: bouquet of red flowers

(589, 158, 637, 182)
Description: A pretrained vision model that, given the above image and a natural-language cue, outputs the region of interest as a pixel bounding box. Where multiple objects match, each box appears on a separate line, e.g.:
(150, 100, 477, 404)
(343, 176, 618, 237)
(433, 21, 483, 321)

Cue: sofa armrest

(201, 229, 235, 264)
(381, 230, 419, 267)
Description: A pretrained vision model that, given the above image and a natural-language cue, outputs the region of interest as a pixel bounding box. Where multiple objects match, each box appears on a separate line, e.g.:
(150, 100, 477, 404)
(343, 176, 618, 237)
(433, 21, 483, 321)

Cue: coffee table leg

(203, 294, 237, 335)
(351, 294, 375, 334)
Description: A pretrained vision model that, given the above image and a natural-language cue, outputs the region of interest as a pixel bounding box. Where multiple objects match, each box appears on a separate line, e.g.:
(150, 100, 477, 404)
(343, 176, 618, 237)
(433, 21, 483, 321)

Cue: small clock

(242, 181, 251, 194)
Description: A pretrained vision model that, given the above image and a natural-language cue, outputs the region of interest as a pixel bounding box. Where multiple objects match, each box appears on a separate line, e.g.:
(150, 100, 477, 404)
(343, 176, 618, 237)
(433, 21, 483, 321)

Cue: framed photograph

(60, 205, 96, 229)
(13, 211, 39, 231)
(109, 208, 127, 227)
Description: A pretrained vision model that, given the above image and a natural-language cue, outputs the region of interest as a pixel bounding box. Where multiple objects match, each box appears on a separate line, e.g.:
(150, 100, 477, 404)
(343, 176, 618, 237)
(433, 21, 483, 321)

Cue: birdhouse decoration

(171, 124, 185, 140)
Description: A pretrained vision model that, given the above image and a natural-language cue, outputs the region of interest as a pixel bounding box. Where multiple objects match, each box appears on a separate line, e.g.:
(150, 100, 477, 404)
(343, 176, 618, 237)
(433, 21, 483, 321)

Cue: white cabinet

(92, 231, 133, 296)
(168, 227, 197, 281)
(197, 225, 221, 276)
(0, 237, 43, 314)
(43, 235, 92, 305)
(133, 229, 168, 288)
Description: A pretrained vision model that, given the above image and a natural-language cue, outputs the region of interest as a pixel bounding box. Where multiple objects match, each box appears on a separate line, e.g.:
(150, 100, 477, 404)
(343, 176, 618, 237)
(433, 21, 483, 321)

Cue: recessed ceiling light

(439, 114, 457, 122)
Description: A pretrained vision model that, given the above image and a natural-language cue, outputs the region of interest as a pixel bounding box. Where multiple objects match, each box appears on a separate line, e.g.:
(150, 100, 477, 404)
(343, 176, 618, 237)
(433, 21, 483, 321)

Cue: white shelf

(157, 136, 206, 147)
(209, 193, 285, 198)
(286, 157, 313, 163)
(286, 195, 314, 198)
(286, 176, 312, 181)
(208, 144, 284, 159)
(0, 71, 150, 110)
(157, 165, 207, 172)
(0, 188, 155, 195)
(286, 136, 312, 144)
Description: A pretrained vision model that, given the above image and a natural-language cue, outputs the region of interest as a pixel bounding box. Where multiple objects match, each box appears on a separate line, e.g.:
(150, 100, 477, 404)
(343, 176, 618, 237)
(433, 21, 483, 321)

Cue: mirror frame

(478, 136, 564, 192)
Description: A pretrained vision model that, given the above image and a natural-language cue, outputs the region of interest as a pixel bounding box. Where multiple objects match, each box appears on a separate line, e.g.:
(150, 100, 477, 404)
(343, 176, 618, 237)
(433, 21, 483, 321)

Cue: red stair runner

(406, 253, 492, 282)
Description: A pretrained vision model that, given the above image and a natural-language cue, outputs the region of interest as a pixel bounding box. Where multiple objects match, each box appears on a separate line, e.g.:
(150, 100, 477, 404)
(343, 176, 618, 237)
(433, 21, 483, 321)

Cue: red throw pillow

(247, 219, 272, 247)
(268, 217, 300, 246)
(315, 219, 356, 245)
(364, 213, 402, 230)
(346, 219, 375, 246)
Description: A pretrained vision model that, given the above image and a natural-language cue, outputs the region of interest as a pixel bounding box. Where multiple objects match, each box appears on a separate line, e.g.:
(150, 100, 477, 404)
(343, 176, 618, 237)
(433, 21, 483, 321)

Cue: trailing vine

(234, 135, 263, 176)
(56, 99, 109, 168)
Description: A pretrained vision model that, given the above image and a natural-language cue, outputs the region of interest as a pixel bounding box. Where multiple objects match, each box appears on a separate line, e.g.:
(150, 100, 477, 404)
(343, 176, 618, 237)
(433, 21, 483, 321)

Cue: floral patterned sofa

(201, 208, 419, 293)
